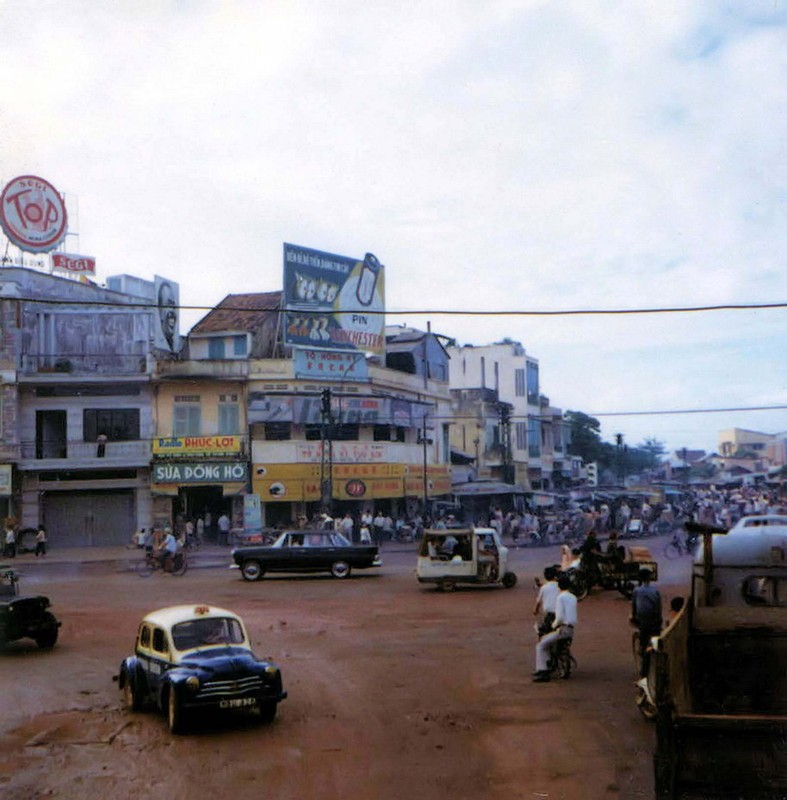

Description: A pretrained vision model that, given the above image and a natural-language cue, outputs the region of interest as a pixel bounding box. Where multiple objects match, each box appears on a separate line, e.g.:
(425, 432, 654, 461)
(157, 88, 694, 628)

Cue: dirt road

(0, 544, 690, 800)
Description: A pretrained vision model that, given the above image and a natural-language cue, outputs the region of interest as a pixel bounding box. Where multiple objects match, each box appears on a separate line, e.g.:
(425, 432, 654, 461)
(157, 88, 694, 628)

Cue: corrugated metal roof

(190, 292, 282, 335)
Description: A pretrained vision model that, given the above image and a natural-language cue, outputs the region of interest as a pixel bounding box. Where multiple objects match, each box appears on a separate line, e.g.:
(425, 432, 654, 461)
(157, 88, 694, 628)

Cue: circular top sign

(0, 175, 68, 253)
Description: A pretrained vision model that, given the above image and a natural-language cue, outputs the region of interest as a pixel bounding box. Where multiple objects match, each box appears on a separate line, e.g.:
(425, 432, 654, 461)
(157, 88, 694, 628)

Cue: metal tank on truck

(650, 517, 787, 799)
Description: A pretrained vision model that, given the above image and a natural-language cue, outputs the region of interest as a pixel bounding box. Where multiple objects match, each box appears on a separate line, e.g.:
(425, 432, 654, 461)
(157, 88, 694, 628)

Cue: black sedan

(232, 530, 381, 581)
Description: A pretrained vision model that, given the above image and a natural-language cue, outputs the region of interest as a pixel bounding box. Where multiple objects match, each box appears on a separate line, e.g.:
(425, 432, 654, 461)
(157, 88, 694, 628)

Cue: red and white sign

(0, 175, 68, 253)
(52, 253, 96, 275)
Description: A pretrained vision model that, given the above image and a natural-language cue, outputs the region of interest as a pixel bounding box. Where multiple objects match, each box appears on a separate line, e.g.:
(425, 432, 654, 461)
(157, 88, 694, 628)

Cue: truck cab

(652, 516, 787, 798)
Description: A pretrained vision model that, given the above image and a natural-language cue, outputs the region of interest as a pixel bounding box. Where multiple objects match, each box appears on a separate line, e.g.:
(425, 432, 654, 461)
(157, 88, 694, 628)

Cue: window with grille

(264, 422, 291, 441)
(83, 409, 140, 442)
(515, 369, 526, 397)
(218, 401, 240, 435)
(174, 401, 201, 436)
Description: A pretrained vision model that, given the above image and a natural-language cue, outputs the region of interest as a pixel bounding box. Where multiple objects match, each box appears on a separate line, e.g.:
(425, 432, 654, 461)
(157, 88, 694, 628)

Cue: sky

(2, 0, 786, 455)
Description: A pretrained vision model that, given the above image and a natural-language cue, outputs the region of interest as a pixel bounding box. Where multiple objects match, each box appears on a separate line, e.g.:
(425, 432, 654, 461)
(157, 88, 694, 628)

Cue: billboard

(52, 253, 96, 275)
(293, 348, 368, 382)
(248, 392, 431, 426)
(0, 175, 68, 253)
(283, 243, 385, 356)
(154, 275, 180, 354)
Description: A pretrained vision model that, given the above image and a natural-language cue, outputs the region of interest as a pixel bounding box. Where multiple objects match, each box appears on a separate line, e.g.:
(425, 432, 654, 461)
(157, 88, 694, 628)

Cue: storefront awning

(451, 481, 527, 496)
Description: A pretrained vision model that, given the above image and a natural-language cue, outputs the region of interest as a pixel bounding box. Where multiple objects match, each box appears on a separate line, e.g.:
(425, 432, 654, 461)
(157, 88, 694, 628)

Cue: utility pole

(499, 403, 513, 484)
(422, 413, 429, 517)
(320, 388, 333, 512)
(682, 446, 689, 488)
(616, 433, 624, 486)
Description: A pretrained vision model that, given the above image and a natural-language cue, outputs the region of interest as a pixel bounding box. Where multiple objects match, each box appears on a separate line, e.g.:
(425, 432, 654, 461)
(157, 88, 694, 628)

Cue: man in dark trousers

(630, 567, 662, 682)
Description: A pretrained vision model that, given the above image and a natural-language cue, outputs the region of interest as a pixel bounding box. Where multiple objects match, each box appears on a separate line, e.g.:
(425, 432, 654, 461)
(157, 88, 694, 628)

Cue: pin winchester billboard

(283, 243, 385, 356)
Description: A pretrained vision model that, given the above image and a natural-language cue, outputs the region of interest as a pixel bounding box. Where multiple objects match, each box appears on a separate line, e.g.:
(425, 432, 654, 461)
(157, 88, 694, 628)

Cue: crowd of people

(527, 483, 787, 683)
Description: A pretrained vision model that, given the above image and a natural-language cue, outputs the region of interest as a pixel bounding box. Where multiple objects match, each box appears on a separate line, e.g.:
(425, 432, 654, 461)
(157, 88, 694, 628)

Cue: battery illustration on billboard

(283, 243, 385, 356)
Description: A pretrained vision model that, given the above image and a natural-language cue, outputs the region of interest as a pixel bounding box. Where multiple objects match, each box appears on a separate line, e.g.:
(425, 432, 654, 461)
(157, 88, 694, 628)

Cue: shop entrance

(179, 485, 226, 542)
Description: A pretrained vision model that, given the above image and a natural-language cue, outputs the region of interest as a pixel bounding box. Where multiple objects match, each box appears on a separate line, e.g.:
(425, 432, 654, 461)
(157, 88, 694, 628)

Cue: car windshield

(171, 617, 245, 650)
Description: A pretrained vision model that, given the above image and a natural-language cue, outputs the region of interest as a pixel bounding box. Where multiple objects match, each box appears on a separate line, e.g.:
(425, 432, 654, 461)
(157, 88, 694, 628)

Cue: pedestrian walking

(35, 525, 48, 557)
(217, 512, 230, 546)
(4, 521, 16, 559)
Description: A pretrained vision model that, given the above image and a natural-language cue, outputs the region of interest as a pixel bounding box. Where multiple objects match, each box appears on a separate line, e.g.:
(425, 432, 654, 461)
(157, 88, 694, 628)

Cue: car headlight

(264, 665, 279, 676)
(185, 675, 200, 691)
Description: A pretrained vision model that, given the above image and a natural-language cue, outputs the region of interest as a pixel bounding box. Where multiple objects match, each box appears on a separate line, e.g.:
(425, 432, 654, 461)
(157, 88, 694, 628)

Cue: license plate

(219, 697, 258, 709)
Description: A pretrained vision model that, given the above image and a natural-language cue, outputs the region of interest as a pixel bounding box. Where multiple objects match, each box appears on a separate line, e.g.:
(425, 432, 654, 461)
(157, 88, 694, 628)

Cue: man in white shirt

(156, 529, 178, 569)
(339, 512, 354, 540)
(533, 575, 577, 681)
(217, 513, 231, 546)
(533, 566, 560, 636)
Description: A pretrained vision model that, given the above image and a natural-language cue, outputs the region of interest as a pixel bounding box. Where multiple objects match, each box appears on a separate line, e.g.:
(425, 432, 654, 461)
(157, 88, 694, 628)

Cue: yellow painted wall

(155, 381, 245, 437)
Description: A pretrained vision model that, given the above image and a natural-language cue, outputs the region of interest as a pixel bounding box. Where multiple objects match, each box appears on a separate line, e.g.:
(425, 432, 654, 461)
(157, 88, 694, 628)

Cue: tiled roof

(190, 292, 282, 335)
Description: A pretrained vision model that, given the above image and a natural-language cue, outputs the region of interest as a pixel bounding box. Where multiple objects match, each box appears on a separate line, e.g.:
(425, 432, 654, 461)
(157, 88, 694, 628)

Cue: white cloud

(1, 0, 786, 451)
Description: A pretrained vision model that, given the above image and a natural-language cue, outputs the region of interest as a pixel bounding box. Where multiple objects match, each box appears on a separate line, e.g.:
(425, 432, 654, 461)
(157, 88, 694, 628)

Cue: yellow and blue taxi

(116, 604, 286, 734)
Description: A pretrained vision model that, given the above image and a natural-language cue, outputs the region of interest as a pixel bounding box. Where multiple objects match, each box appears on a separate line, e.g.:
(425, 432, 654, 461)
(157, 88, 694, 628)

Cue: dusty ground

(0, 543, 691, 800)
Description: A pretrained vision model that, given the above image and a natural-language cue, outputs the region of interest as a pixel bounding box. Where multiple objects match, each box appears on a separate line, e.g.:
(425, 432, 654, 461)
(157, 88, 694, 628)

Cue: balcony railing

(20, 440, 151, 462)
(155, 359, 249, 379)
(21, 354, 149, 376)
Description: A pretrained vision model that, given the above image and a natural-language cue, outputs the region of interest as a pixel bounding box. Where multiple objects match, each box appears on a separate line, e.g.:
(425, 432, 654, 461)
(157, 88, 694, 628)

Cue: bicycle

(663, 532, 698, 560)
(136, 550, 188, 577)
(547, 635, 577, 679)
(183, 533, 201, 551)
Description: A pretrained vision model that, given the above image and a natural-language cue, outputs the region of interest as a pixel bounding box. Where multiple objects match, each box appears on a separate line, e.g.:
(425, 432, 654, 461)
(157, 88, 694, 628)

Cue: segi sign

(153, 462, 248, 484)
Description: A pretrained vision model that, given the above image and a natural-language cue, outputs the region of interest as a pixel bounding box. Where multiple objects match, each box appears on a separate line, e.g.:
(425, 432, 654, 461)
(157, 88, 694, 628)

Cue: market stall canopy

(451, 481, 527, 496)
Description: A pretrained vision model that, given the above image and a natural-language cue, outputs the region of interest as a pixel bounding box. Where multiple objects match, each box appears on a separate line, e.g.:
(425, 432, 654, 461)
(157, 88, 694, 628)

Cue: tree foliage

(565, 411, 666, 478)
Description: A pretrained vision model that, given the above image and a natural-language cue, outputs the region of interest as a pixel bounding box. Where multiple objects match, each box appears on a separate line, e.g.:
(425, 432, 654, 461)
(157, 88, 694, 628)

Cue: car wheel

(439, 580, 455, 592)
(258, 700, 277, 725)
(241, 560, 265, 581)
(123, 672, 143, 712)
(502, 571, 517, 589)
(167, 687, 187, 735)
(330, 560, 351, 579)
(34, 614, 59, 649)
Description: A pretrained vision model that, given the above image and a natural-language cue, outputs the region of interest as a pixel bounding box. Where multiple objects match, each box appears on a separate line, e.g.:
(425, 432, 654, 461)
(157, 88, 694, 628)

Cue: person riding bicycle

(630, 567, 662, 683)
(533, 566, 560, 636)
(533, 574, 577, 682)
(156, 529, 178, 570)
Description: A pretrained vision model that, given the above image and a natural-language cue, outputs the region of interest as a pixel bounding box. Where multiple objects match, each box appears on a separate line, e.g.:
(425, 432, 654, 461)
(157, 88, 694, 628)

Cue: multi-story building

(447, 340, 567, 491)
(148, 293, 262, 536)
(151, 295, 453, 531)
(718, 428, 774, 459)
(0, 267, 174, 546)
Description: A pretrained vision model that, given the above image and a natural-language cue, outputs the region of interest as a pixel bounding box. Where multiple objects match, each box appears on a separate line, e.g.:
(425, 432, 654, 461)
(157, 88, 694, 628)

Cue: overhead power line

(7, 296, 787, 317)
(588, 404, 787, 418)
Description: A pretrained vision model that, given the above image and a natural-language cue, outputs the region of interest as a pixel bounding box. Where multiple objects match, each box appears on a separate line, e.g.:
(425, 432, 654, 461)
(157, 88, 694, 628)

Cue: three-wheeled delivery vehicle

(416, 528, 517, 592)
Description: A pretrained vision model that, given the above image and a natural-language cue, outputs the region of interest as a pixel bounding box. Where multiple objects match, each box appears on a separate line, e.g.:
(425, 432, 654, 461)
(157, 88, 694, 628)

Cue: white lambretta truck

(416, 528, 517, 592)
